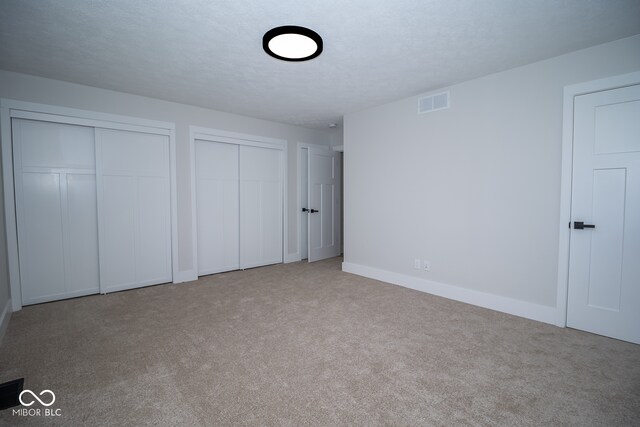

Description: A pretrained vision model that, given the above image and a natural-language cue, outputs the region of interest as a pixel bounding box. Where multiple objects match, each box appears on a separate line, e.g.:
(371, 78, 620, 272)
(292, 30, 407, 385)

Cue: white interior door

(12, 119, 99, 305)
(308, 146, 341, 262)
(240, 145, 283, 269)
(567, 84, 640, 344)
(96, 128, 172, 293)
(195, 140, 240, 275)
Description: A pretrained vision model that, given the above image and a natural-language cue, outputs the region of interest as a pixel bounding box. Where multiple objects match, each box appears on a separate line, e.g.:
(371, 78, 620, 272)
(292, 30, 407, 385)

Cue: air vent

(418, 91, 450, 114)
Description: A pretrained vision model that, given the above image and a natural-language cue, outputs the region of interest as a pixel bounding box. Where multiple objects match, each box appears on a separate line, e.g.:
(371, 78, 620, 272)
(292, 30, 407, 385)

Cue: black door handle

(310, 209, 319, 213)
(574, 221, 595, 230)
(302, 208, 309, 213)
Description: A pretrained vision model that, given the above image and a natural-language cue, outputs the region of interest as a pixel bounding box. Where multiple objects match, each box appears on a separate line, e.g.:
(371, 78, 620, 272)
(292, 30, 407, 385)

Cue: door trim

(188, 126, 287, 276)
(1, 99, 179, 312)
(556, 71, 640, 328)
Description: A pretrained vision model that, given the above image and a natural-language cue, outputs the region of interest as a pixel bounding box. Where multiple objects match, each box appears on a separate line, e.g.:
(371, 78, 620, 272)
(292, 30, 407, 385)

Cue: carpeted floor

(0, 257, 638, 426)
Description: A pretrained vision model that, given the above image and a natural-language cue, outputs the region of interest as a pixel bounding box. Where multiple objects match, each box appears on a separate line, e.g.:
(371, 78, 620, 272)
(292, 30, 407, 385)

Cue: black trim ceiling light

(263, 26, 323, 62)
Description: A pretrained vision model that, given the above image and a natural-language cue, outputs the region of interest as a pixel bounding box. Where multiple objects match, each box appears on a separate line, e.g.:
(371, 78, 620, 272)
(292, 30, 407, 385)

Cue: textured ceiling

(1, 0, 639, 129)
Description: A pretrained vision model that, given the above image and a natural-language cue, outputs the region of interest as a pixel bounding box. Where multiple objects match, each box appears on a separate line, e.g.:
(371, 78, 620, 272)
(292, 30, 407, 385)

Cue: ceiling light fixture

(263, 26, 323, 62)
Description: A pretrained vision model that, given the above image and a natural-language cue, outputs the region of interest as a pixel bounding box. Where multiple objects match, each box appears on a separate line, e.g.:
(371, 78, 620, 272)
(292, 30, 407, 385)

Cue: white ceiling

(1, 0, 639, 129)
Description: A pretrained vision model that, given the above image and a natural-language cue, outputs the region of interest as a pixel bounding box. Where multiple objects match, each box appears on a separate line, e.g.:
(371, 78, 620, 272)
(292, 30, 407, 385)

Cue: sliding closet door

(96, 128, 172, 292)
(195, 140, 240, 275)
(240, 145, 283, 269)
(13, 119, 99, 305)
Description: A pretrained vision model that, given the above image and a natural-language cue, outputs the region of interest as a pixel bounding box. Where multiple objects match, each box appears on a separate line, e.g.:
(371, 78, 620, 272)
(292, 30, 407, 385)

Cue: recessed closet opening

(190, 127, 286, 277)
(1, 100, 179, 311)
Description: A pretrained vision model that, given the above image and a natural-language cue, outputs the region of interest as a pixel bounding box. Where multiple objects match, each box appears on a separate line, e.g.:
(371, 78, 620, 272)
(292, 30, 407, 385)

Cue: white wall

(343, 35, 640, 321)
(0, 70, 332, 280)
(329, 127, 344, 148)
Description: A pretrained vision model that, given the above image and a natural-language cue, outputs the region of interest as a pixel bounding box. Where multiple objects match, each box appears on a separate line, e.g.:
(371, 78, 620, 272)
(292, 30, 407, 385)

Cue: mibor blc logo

(19, 389, 55, 407)
(13, 389, 62, 417)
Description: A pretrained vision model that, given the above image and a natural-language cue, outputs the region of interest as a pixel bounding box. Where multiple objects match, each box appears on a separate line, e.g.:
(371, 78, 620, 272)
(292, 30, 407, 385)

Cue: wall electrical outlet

(414, 259, 421, 269)
(423, 260, 431, 271)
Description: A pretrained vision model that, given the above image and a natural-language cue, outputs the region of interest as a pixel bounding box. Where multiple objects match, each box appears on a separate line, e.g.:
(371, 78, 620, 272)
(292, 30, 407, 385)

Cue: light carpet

(0, 257, 638, 426)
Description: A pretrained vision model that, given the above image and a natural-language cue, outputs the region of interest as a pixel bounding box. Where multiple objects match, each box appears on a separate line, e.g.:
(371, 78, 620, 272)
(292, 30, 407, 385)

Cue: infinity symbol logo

(19, 389, 56, 407)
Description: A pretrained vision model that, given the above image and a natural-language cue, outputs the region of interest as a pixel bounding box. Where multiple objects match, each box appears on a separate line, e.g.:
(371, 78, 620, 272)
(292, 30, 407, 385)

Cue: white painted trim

(332, 145, 344, 152)
(343, 262, 558, 325)
(1, 99, 173, 131)
(189, 125, 288, 277)
(191, 126, 285, 149)
(1, 99, 179, 310)
(296, 144, 306, 263)
(0, 298, 11, 345)
(556, 71, 640, 327)
(94, 130, 106, 294)
(296, 142, 331, 263)
(10, 110, 172, 136)
(188, 126, 199, 280)
(168, 127, 180, 285)
(282, 142, 290, 264)
(1, 107, 23, 312)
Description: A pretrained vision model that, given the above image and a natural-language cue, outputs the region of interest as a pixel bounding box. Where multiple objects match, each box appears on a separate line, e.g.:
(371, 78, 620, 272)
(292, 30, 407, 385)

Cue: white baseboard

(173, 270, 198, 284)
(342, 262, 559, 326)
(0, 298, 11, 346)
(284, 253, 301, 264)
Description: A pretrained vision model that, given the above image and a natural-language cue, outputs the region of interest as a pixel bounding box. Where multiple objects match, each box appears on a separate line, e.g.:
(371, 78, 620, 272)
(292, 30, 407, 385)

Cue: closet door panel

(240, 180, 261, 267)
(99, 131, 167, 176)
(195, 141, 240, 275)
(13, 118, 99, 305)
(99, 175, 137, 289)
(19, 173, 66, 302)
(196, 181, 220, 272)
(196, 180, 240, 274)
(261, 180, 282, 263)
(220, 182, 240, 269)
(240, 145, 282, 269)
(196, 141, 239, 180)
(18, 120, 95, 169)
(136, 176, 172, 283)
(241, 146, 281, 182)
(65, 174, 100, 294)
(96, 128, 172, 292)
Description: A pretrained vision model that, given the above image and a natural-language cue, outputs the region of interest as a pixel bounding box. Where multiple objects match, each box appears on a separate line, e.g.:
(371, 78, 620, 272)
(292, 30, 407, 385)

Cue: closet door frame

(1, 99, 179, 312)
(189, 126, 287, 275)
